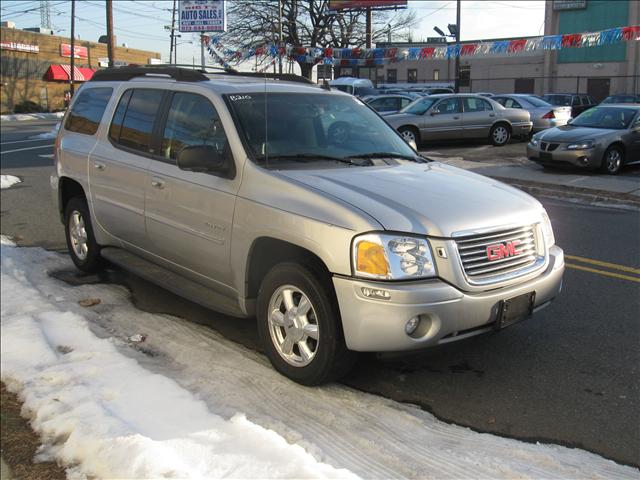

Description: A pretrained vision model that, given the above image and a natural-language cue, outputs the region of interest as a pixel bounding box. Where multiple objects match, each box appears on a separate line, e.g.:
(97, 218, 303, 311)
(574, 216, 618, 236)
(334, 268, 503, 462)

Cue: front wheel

(600, 145, 624, 175)
(64, 197, 103, 273)
(256, 263, 356, 385)
(489, 123, 511, 146)
(398, 126, 419, 146)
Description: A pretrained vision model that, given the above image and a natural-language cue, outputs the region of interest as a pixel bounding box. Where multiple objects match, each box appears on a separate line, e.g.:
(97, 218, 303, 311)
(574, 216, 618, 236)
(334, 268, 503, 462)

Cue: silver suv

(52, 67, 564, 385)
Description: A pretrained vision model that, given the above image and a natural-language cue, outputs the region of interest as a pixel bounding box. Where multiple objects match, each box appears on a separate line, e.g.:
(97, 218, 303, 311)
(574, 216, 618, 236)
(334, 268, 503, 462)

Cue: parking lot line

(564, 254, 640, 275)
(565, 263, 640, 283)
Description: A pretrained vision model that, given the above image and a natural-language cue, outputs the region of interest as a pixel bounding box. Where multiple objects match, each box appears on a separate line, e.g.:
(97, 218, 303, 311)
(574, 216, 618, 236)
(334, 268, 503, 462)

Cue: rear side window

(64, 87, 113, 135)
(109, 89, 164, 153)
(161, 92, 230, 162)
(463, 97, 493, 112)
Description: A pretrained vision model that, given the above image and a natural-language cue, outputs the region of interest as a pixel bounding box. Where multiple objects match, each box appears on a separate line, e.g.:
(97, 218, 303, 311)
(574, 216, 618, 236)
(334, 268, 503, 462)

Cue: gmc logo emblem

(486, 240, 523, 261)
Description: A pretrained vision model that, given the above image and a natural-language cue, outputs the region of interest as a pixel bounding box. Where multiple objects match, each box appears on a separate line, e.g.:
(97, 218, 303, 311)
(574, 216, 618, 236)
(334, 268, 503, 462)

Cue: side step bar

(100, 247, 245, 318)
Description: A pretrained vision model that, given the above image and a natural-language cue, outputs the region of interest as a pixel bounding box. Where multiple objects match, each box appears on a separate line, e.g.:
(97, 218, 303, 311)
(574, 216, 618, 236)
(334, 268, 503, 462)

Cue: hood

(536, 125, 617, 142)
(279, 163, 543, 237)
(383, 112, 418, 126)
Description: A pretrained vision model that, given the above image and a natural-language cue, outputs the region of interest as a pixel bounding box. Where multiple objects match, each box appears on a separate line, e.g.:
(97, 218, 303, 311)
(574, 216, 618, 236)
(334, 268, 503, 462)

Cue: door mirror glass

(176, 145, 227, 174)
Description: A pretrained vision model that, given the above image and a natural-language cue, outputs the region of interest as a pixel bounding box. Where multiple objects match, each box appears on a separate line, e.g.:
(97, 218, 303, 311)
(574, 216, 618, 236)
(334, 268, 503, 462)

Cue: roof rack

(208, 71, 315, 85)
(90, 66, 211, 82)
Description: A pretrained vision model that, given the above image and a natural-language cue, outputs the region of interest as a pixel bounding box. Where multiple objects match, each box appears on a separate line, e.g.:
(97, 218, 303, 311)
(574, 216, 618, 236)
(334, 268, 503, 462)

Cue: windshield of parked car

(601, 95, 638, 104)
(522, 96, 552, 107)
(399, 97, 437, 115)
(570, 107, 637, 129)
(226, 92, 419, 166)
(543, 94, 572, 106)
(332, 85, 353, 94)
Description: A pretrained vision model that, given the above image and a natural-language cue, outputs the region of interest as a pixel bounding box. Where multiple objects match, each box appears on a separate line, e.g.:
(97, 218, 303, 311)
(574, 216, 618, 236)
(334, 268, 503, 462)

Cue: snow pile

(0, 112, 65, 122)
(29, 122, 60, 140)
(1, 243, 638, 479)
(0, 175, 21, 189)
(0, 243, 356, 479)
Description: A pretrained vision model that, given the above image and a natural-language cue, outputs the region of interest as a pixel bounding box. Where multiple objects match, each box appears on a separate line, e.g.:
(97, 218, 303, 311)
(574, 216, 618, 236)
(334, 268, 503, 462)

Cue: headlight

(540, 210, 555, 248)
(529, 137, 540, 147)
(352, 233, 436, 280)
(566, 140, 594, 150)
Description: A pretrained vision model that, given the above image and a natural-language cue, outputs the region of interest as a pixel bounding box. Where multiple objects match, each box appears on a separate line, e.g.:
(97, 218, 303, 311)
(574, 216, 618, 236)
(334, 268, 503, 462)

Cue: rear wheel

(600, 145, 624, 175)
(257, 263, 356, 385)
(64, 197, 103, 273)
(489, 123, 511, 146)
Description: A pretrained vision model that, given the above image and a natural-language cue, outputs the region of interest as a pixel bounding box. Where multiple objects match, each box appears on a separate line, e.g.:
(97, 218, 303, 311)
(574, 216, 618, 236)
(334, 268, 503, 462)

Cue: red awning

(45, 64, 96, 82)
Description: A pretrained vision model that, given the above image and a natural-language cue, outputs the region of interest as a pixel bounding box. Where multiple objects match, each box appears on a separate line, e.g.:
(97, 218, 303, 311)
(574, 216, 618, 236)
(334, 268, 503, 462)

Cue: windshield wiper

(347, 152, 425, 162)
(256, 154, 371, 166)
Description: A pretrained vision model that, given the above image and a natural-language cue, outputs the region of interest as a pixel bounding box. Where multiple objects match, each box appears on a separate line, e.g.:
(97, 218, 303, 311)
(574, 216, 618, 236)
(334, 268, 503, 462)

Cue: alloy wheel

(493, 126, 509, 145)
(606, 149, 621, 173)
(69, 210, 89, 260)
(401, 129, 416, 143)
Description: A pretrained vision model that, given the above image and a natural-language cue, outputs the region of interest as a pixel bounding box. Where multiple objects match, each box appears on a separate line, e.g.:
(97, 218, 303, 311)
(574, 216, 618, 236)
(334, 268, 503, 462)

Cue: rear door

(461, 97, 496, 139)
(144, 91, 239, 291)
(89, 88, 163, 246)
(421, 97, 462, 140)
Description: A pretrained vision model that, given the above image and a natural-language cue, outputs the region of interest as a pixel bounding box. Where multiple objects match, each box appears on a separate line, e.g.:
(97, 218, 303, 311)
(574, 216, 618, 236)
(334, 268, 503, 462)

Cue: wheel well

(492, 121, 511, 132)
(59, 177, 86, 219)
(246, 237, 330, 300)
(606, 142, 626, 156)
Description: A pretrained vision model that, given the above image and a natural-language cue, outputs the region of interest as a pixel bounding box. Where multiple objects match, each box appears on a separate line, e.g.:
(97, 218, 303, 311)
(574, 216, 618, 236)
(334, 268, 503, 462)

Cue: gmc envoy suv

(52, 67, 564, 385)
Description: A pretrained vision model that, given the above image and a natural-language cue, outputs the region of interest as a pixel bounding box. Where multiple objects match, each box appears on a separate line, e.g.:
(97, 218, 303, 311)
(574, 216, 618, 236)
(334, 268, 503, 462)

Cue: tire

(600, 145, 624, 175)
(64, 197, 103, 273)
(256, 262, 356, 385)
(489, 123, 511, 146)
(398, 126, 419, 146)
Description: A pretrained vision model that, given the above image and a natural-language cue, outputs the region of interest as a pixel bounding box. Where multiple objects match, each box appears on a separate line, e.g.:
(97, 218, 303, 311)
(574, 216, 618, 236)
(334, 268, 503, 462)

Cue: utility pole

(69, 0, 75, 95)
(278, 0, 283, 74)
(170, 0, 176, 64)
(106, 0, 115, 67)
(40, 0, 51, 29)
(454, 0, 461, 93)
(201, 33, 205, 70)
(365, 7, 372, 48)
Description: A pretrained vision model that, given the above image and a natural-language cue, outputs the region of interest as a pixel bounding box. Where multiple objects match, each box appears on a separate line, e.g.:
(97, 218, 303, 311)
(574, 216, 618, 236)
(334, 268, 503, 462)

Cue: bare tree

(222, 0, 417, 78)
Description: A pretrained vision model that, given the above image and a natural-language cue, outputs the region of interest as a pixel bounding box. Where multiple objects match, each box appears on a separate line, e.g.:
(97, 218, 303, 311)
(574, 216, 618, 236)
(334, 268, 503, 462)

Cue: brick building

(1, 24, 161, 113)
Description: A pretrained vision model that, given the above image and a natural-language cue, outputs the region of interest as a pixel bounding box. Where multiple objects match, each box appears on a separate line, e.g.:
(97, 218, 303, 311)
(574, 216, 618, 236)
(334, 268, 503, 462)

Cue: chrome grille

(455, 225, 540, 282)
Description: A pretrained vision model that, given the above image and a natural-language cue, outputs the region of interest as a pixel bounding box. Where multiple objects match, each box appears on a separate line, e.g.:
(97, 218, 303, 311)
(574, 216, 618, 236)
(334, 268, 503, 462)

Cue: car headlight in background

(566, 140, 595, 150)
(353, 233, 436, 280)
(540, 210, 555, 248)
(529, 137, 540, 147)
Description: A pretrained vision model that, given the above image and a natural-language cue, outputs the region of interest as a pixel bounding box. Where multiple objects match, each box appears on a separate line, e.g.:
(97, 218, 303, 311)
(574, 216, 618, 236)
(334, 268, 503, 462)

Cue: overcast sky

(1, 0, 546, 64)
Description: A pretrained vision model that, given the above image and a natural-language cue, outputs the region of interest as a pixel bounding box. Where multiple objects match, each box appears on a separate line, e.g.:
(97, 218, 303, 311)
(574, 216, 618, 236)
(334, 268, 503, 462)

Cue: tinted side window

(109, 89, 132, 143)
(64, 87, 113, 135)
(161, 92, 230, 163)
(572, 96, 581, 106)
(116, 89, 164, 153)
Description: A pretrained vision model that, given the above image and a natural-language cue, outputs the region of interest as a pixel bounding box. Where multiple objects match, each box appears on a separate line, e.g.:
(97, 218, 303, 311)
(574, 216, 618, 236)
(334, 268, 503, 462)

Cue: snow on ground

(1, 243, 637, 480)
(0, 175, 21, 189)
(29, 122, 60, 140)
(0, 112, 65, 122)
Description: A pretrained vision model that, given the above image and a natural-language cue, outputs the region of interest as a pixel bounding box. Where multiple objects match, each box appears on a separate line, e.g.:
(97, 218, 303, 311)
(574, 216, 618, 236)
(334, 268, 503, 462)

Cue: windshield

(543, 95, 572, 106)
(226, 92, 418, 166)
(602, 95, 637, 104)
(570, 106, 637, 129)
(522, 96, 551, 107)
(332, 85, 353, 94)
(400, 97, 437, 115)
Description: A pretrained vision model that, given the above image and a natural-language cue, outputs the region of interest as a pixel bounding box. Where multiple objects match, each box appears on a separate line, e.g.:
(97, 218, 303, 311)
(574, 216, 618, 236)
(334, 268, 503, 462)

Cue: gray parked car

(527, 105, 640, 174)
(364, 94, 416, 114)
(492, 94, 572, 133)
(52, 67, 563, 385)
(385, 94, 532, 146)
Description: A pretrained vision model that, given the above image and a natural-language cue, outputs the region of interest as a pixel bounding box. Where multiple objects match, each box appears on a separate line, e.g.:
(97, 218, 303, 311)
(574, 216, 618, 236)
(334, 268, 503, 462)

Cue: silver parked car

(52, 67, 563, 385)
(492, 94, 572, 133)
(364, 94, 416, 114)
(384, 94, 532, 146)
(527, 105, 640, 174)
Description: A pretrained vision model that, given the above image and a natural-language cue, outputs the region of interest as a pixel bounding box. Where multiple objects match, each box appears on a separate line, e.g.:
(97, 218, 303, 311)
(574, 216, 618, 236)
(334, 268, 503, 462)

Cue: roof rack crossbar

(90, 66, 210, 82)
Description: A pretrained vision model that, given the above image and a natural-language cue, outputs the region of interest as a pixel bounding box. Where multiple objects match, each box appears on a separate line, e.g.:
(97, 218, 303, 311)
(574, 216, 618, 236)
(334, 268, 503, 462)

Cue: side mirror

(430, 110, 439, 116)
(176, 145, 229, 175)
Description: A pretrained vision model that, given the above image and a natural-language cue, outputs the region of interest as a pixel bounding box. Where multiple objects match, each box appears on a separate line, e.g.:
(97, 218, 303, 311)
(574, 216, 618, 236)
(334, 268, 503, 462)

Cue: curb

(0, 112, 65, 122)
(491, 176, 640, 210)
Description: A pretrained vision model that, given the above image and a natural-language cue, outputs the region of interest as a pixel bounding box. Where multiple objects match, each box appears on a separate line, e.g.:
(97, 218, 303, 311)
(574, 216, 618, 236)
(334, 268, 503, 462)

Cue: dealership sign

(0, 41, 39, 53)
(60, 43, 88, 59)
(179, 0, 226, 32)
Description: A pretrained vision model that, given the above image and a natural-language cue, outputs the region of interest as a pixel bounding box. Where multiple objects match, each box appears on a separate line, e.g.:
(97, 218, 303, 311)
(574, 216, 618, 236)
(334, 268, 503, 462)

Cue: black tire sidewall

(256, 263, 351, 385)
(64, 197, 103, 273)
(490, 123, 511, 146)
(601, 146, 624, 175)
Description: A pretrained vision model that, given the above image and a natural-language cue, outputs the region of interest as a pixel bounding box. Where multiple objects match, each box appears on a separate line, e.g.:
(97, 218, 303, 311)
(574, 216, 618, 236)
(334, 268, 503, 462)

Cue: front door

(421, 97, 462, 140)
(145, 91, 239, 291)
(461, 97, 496, 139)
(89, 88, 163, 246)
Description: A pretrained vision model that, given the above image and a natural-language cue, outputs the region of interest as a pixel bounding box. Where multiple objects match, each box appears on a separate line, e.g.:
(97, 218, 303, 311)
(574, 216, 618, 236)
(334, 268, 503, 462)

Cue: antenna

(40, 0, 51, 29)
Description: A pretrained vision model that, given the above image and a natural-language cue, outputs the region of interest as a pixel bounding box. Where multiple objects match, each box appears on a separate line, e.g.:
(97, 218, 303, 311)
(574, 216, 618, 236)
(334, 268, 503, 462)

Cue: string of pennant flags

(204, 25, 640, 69)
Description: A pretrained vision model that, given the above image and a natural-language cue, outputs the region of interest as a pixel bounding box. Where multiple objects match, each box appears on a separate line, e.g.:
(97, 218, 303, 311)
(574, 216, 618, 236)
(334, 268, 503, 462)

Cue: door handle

(453, 116, 460, 120)
(151, 177, 165, 189)
(94, 162, 106, 171)
(489, 113, 496, 117)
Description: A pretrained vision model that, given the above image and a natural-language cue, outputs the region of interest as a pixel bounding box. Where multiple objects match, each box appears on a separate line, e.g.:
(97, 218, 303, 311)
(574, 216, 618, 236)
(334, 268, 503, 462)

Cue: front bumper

(527, 144, 603, 167)
(333, 246, 564, 352)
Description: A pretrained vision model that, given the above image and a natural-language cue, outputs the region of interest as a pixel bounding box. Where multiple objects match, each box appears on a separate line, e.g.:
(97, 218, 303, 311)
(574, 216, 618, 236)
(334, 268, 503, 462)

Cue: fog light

(579, 156, 589, 165)
(405, 316, 421, 335)
(361, 287, 391, 300)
